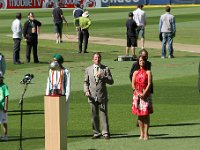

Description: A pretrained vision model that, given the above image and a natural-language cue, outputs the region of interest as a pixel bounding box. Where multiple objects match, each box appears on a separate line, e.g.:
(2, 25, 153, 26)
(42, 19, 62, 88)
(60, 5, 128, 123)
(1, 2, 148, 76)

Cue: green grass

(0, 6, 200, 150)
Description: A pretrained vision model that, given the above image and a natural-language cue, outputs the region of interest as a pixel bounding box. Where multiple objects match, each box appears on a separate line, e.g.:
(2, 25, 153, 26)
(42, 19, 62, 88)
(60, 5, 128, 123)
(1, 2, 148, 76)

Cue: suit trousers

(13, 38, 21, 63)
(26, 39, 39, 63)
(90, 101, 109, 136)
(78, 29, 89, 53)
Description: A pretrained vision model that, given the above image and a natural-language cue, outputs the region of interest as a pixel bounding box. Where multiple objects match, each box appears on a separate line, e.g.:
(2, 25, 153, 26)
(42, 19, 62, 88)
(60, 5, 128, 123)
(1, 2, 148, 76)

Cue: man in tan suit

(84, 52, 114, 139)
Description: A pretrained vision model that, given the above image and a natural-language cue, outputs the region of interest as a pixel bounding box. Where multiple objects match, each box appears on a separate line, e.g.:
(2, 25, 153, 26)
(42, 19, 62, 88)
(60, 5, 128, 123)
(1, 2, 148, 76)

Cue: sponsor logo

(7, 0, 45, 8)
(102, 0, 139, 3)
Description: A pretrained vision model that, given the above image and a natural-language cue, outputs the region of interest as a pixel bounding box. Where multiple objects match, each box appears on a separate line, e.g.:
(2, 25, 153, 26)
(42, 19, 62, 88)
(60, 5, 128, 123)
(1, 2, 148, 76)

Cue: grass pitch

(0, 6, 200, 150)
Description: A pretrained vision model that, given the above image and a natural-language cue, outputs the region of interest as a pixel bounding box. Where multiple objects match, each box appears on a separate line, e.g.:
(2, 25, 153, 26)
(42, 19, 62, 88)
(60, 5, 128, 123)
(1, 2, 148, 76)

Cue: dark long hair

(136, 55, 148, 70)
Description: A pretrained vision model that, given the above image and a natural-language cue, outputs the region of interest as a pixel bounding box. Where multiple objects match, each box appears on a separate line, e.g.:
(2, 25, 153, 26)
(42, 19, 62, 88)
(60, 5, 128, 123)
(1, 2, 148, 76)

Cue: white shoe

(161, 56, 166, 59)
(56, 40, 60, 44)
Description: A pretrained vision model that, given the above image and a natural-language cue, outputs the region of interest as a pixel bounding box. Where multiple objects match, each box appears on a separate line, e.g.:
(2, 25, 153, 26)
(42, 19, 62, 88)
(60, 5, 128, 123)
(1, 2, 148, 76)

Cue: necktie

(94, 66, 99, 83)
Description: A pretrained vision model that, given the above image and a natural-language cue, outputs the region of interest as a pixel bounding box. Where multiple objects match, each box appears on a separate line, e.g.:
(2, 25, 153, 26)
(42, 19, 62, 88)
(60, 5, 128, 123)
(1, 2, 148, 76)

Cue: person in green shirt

(75, 11, 91, 53)
(0, 73, 9, 141)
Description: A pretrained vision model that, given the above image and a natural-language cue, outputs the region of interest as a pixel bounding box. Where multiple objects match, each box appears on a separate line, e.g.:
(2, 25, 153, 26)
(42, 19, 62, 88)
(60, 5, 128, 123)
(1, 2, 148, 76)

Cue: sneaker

(161, 56, 166, 59)
(103, 135, 110, 140)
(168, 55, 175, 58)
(56, 40, 60, 44)
(91, 134, 101, 139)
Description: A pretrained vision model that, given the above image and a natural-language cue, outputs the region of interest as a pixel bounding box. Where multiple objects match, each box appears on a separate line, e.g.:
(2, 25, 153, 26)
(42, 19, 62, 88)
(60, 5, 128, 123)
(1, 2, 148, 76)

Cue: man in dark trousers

(75, 11, 91, 53)
(125, 12, 138, 56)
(11, 12, 22, 64)
(52, 2, 67, 44)
(23, 12, 42, 63)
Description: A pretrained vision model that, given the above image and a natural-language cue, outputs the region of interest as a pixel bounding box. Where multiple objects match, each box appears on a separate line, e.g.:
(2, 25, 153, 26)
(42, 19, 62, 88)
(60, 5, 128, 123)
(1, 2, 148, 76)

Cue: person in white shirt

(133, 5, 147, 49)
(46, 54, 71, 120)
(11, 12, 23, 64)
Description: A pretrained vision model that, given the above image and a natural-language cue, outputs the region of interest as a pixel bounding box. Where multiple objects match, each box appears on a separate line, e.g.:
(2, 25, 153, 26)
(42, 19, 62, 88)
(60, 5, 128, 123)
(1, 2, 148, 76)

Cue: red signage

(7, 0, 45, 9)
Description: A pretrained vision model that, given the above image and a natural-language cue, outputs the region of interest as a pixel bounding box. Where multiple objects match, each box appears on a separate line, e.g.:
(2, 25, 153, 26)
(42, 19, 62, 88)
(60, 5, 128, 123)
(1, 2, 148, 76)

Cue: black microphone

(20, 74, 34, 84)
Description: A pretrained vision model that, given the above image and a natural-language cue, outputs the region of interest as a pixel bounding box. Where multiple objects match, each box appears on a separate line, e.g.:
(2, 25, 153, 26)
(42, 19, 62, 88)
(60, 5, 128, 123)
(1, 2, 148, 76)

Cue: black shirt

(52, 7, 63, 24)
(126, 18, 137, 37)
(23, 19, 42, 40)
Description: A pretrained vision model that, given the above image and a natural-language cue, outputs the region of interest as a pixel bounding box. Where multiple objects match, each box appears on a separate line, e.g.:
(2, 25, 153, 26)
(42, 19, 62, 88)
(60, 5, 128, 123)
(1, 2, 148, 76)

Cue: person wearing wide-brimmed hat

(0, 73, 9, 141)
(75, 11, 91, 53)
(45, 54, 70, 120)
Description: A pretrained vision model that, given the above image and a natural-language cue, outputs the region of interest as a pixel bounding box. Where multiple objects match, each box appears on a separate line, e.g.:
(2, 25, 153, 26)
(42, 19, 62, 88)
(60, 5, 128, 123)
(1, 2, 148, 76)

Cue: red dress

(132, 68, 153, 116)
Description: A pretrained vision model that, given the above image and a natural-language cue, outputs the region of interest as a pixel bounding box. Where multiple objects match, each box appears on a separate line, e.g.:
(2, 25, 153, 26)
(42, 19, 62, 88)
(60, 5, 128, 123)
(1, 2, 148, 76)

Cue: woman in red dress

(132, 55, 153, 140)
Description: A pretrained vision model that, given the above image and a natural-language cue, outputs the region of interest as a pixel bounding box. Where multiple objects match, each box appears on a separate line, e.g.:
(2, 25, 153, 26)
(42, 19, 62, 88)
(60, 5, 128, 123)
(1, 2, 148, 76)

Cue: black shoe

(91, 134, 101, 139)
(103, 135, 110, 140)
(34, 61, 40, 64)
(14, 62, 21, 65)
(83, 51, 89, 53)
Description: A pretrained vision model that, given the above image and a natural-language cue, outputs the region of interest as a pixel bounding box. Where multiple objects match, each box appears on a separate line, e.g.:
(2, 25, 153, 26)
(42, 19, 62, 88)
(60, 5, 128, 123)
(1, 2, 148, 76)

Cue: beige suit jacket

(84, 64, 114, 103)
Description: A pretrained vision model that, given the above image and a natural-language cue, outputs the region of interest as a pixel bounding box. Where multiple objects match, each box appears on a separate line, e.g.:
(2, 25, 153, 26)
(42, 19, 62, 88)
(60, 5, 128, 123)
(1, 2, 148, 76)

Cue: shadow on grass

(151, 55, 200, 58)
(68, 134, 92, 138)
(152, 135, 200, 140)
(150, 122, 200, 128)
(67, 134, 137, 139)
(110, 133, 168, 139)
(0, 136, 44, 142)
(8, 109, 44, 116)
(68, 133, 170, 139)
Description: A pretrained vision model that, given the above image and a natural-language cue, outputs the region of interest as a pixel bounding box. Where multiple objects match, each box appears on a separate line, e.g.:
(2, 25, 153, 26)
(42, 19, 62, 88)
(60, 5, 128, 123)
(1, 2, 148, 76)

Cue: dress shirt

(11, 18, 22, 39)
(93, 64, 100, 83)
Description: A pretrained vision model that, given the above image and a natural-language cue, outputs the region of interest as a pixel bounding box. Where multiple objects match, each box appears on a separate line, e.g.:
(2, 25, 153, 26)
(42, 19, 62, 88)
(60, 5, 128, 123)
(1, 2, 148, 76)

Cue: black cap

(128, 12, 133, 17)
